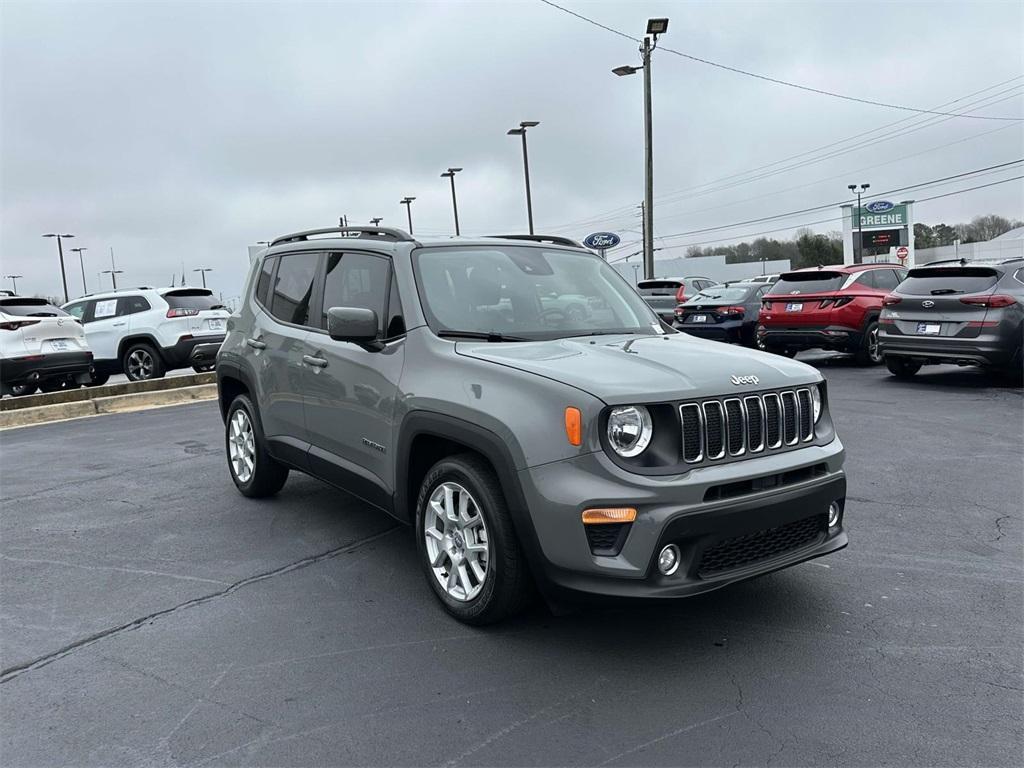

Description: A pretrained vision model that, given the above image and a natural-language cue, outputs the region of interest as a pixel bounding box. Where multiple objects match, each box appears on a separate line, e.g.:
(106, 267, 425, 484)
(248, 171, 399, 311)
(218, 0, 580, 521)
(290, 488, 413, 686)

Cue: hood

(456, 333, 821, 405)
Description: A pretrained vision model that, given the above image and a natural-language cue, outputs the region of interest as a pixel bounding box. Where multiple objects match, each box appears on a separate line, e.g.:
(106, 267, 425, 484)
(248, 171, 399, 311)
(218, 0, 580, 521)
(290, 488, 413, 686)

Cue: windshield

(413, 246, 662, 340)
(900, 267, 999, 295)
(686, 286, 754, 303)
(768, 271, 845, 295)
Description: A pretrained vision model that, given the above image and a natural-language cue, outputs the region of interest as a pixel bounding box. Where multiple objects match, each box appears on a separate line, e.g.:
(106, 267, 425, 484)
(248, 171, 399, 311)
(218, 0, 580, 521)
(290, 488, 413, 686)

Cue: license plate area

(45, 339, 73, 353)
(691, 314, 708, 323)
(207, 318, 225, 332)
(916, 322, 941, 335)
(785, 303, 802, 312)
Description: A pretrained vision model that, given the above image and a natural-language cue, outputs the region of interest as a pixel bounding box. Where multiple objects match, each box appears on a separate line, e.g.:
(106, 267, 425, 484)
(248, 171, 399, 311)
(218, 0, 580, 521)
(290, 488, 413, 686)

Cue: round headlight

(810, 385, 822, 423)
(607, 405, 653, 457)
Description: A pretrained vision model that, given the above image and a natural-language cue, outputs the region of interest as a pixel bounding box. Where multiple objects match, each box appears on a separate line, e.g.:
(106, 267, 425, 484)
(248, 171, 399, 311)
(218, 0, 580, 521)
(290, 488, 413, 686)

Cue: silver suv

(217, 228, 848, 624)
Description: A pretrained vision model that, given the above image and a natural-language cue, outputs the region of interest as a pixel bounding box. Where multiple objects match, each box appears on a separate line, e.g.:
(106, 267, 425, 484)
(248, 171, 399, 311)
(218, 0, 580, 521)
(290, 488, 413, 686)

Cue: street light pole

(370, 217, 383, 227)
(193, 267, 213, 289)
(400, 197, 416, 234)
(507, 122, 539, 234)
(441, 168, 462, 235)
(42, 233, 74, 303)
(613, 18, 668, 281)
(101, 269, 123, 290)
(848, 183, 870, 263)
(4, 275, 22, 293)
(70, 247, 88, 294)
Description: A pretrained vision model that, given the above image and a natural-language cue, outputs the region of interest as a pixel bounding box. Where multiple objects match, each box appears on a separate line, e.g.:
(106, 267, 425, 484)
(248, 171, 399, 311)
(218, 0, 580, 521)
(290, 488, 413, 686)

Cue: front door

(84, 297, 128, 363)
(302, 250, 404, 511)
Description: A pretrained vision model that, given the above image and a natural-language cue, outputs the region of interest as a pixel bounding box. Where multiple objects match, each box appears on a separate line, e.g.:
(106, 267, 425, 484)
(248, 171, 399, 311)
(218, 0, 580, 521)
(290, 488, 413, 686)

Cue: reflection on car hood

(455, 333, 821, 404)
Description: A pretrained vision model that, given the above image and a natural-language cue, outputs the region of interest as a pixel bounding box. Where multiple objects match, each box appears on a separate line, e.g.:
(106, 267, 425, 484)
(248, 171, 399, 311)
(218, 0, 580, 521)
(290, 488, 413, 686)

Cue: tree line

(680, 213, 1021, 270)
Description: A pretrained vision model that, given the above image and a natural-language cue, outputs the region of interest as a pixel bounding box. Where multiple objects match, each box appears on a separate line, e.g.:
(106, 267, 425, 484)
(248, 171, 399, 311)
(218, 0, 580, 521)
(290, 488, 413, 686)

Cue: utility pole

(400, 197, 416, 234)
(4, 274, 22, 293)
(70, 247, 88, 294)
(441, 167, 462, 235)
(42, 233, 74, 303)
(848, 183, 870, 263)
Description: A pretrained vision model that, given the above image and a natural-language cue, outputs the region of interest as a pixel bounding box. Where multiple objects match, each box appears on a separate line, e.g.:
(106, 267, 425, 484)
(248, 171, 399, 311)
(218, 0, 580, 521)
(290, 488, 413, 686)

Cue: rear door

(888, 267, 1003, 339)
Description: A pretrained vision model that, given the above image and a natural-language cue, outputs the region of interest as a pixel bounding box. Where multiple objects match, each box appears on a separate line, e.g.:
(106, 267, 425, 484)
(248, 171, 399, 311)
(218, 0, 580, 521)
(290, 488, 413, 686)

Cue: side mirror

(327, 307, 380, 346)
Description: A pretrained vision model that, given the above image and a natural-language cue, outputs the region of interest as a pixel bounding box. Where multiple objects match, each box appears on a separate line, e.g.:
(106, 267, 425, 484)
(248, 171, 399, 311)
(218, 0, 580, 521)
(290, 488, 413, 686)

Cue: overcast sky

(2, 0, 1022, 301)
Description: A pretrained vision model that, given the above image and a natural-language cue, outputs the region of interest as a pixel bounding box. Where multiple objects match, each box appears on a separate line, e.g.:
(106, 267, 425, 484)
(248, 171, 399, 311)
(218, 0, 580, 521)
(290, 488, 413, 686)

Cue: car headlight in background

(607, 405, 653, 457)
(810, 384, 822, 423)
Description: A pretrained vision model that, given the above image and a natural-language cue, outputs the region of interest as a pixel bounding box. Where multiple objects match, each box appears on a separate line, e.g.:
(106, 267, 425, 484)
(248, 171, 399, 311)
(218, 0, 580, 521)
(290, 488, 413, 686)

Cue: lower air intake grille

(585, 523, 631, 556)
(697, 514, 825, 577)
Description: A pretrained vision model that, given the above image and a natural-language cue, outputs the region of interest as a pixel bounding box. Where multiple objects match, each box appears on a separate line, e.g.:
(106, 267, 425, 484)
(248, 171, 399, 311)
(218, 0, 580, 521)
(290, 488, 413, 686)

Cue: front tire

(2, 382, 37, 397)
(415, 454, 531, 625)
(885, 357, 921, 379)
(225, 394, 289, 497)
(123, 343, 166, 381)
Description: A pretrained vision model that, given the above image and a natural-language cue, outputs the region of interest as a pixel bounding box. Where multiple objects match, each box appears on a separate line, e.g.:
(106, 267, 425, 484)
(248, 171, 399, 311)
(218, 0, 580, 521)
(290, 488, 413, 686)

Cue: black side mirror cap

(327, 307, 380, 347)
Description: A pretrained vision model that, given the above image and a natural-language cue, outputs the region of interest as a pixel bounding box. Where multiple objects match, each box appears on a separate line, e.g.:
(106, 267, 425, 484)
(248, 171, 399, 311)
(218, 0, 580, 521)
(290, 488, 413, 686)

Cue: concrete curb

(1, 372, 216, 411)
(0, 384, 218, 430)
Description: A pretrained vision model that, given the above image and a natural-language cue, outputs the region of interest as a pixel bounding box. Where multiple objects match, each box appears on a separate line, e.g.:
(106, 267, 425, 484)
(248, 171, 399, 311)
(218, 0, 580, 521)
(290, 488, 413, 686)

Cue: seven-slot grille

(681, 389, 814, 464)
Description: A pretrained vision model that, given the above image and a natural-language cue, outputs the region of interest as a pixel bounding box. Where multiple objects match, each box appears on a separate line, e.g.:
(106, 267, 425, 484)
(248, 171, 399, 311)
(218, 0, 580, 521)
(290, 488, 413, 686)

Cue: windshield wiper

(437, 330, 530, 342)
(930, 288, 961, 295)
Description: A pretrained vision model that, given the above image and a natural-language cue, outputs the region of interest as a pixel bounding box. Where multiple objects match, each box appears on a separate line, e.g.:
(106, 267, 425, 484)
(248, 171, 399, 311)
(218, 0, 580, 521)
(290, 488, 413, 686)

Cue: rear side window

(320, 252, 390, 332)
(271, 251, 320, 326)
(769, 272, 845, 295)
(120, 296, 151, 315)
(871, 269, 901, 291)
(0, 299, 67, 317)
(255, 257, 276, 307)
(163, 289, 221, 311)
(637, 280, 682, 296)
(899, 267, 1000, 295)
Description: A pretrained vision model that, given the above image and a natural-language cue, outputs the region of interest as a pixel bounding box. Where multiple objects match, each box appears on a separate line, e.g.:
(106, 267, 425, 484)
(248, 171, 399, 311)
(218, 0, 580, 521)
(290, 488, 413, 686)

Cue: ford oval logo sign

(583, 232, 621, 249)
(865, 200, 895, 214)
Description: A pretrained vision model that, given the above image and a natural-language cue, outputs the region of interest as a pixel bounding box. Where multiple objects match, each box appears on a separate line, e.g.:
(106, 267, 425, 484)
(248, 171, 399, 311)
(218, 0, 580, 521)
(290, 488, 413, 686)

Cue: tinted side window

(255, 256, 276, 307)
(271, 252, 319, 327)
(321, 252, 390, 332)
(120, 296, 151, 315)
(64, 302, 86, 320)
(872, 269, 900, 291)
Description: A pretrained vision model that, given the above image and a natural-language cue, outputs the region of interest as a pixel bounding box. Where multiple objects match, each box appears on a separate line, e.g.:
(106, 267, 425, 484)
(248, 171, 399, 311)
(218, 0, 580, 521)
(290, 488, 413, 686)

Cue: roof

(264, 227, 589, 254)
(786, 263, 902, 274)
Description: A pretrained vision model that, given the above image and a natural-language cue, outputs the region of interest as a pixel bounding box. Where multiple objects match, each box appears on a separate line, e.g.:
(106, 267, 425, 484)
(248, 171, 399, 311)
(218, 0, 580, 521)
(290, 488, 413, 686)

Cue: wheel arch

(117, 334, 165, 362)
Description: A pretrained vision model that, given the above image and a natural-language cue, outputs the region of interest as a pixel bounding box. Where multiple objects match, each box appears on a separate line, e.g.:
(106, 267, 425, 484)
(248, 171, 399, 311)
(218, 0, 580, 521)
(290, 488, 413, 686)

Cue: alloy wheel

(868, 326, 881, 363)
(228, 409, 256, 483)
(423, 481, 490, 602)
(127, 349, 155, 380)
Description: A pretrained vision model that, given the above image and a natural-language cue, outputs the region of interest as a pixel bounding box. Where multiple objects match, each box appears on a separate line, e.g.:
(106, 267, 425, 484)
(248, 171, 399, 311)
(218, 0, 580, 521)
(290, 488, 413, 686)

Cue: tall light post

(440, 167, 463, 235)
(70, 247, 88, 294)
(848, 183, 871, 263)
(400, 197, 416, 234)
(4, 274, 22, 293)
(614, 17, 668, 281)
(370, 217, 383, 227)
(506, 121, 539, 234)
(42, 233, 74, 303)
(101, 269, 123, 290)
(193, 267, 213, 289)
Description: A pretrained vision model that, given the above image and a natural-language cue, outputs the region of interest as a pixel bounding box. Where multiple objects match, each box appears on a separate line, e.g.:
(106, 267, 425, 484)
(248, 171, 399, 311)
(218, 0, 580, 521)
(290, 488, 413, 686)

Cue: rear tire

(2, 383, 37, 397)
(192, 364, 215, 373)
(415, 454, 532, 625)
(123, 343, 165, 381)
(225, 394, 289, 498)
(885, 357, 921, 379)
(85, 372, 110, 387)
(854, 321, 882, 365)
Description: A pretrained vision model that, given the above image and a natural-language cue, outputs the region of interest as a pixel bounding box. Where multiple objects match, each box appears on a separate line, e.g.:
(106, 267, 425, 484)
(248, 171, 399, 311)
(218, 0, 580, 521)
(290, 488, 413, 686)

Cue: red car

(757, 264, 907, 364)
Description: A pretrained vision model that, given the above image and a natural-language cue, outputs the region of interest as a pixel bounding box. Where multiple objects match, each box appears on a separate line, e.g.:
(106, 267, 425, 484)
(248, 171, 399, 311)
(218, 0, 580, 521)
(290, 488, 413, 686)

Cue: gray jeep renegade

(217, 227, 847, 624)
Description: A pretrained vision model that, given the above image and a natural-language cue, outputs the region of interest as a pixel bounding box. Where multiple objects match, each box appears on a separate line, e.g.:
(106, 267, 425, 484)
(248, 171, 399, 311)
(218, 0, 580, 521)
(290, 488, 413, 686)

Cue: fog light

(828, 501, 841, 528)
(658, 544, 680, 576)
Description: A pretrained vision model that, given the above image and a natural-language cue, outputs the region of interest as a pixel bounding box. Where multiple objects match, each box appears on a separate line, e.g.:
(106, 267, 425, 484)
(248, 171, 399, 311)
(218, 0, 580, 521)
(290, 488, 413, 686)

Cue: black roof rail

(270, 226, 415, 247)
(485, 234, 585, 248)
(920, 258, 970, 267)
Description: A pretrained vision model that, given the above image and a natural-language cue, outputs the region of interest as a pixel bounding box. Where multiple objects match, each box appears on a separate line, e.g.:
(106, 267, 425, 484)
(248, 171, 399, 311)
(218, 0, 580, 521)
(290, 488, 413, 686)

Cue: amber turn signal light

(581, 508, 637, 525)
(564, 407, 582, 446)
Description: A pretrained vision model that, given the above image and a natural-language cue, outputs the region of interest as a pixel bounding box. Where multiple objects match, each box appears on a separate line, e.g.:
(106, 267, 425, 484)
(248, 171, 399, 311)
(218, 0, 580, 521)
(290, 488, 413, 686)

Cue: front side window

(413, 246, 661, 340)
(320, 252, 390, 332)
(270, 251, 320, 326)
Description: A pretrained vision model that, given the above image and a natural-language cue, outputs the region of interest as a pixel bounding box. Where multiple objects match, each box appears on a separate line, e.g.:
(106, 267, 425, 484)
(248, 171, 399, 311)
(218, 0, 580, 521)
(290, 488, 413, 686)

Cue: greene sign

(853, 202, 908, 228)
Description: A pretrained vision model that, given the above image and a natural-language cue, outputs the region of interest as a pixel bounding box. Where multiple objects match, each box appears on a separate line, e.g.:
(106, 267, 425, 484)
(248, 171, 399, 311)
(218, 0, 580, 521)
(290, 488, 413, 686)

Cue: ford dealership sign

(865, 200, 895, 214)
(583, 232, 621, 249)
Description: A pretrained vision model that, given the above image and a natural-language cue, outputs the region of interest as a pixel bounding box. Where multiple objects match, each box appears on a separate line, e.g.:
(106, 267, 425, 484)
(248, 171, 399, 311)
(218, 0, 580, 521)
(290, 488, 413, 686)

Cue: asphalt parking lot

(1, 356, 1021, 767)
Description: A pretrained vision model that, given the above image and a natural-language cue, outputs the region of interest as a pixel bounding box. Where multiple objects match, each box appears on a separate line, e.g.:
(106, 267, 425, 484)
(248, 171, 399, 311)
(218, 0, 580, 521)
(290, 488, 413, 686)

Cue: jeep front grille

(680, 388, 814, 464)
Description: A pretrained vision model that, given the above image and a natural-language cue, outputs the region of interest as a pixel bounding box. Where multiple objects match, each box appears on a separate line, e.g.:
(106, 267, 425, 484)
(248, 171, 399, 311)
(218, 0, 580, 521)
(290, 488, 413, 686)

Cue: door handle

(246, 338, 267, 350)
(302, 354, 328, 368)
(112, 321, 127, 327)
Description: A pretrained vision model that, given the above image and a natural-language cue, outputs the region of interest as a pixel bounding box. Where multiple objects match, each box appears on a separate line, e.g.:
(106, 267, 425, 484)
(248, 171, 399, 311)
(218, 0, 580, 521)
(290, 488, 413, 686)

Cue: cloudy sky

(2, 0, 1021, 301)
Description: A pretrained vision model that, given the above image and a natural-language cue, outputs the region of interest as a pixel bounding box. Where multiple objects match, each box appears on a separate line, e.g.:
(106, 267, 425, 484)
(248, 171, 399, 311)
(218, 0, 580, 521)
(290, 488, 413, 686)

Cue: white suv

(1, 296, 94, 396)
(62, 287, 229, 384)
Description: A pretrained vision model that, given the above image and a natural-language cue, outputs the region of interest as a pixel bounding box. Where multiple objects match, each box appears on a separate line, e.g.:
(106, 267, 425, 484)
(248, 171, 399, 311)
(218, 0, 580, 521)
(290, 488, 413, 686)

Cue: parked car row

(637, 260, 1023, 380)
(0, 286, 228, 396)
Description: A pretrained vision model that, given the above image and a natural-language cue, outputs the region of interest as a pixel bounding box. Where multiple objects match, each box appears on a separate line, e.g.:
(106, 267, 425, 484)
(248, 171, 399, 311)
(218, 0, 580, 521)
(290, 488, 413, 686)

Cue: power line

(538, 0, 1024, 121)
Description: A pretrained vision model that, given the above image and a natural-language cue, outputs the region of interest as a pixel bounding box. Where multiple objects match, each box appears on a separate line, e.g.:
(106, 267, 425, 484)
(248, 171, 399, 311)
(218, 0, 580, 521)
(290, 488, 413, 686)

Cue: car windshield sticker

(94, 299, 117, 318)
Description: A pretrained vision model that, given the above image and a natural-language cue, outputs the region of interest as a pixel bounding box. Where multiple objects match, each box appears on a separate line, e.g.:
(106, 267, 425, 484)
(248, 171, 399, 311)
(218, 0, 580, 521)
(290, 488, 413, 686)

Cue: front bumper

(879, 329, 1016, 367)
(517, 440, 846, 601)
(0, 350, 94, 385)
